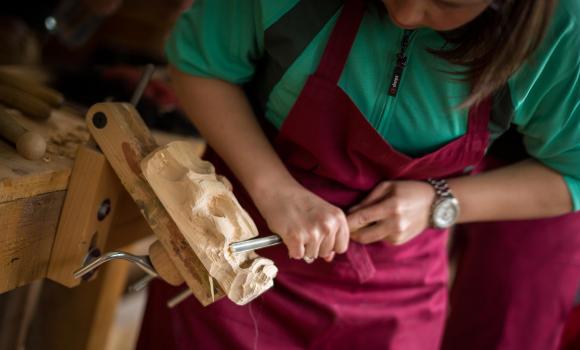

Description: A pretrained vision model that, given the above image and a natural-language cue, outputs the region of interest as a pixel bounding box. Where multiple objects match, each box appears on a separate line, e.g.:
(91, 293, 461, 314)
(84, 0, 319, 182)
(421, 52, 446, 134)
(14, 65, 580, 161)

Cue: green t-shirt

(166, 0, 580, 210)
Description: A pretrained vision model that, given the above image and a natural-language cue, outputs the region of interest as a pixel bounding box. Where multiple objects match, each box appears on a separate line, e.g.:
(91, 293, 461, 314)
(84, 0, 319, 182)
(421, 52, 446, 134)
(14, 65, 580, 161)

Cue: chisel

(229, 234, 282, 254)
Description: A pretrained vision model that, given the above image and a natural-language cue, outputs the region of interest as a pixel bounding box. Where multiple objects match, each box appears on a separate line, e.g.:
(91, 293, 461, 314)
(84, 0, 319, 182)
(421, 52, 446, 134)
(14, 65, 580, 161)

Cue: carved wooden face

(142, 141, 277, 305)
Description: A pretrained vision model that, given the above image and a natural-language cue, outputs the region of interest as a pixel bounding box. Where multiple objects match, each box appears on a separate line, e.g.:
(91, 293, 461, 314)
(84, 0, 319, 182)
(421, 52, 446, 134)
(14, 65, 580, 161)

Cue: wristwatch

(426, 178, 460, 229)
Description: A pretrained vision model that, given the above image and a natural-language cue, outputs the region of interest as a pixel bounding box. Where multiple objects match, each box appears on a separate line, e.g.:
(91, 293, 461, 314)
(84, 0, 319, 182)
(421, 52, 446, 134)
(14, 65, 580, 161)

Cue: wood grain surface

(0, 191, 65, 293)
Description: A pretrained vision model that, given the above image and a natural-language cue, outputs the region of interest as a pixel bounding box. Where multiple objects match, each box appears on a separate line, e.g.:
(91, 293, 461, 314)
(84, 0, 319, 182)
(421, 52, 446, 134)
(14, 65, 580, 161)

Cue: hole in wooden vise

(80, 232, 102, 281)
(97, 198, 111, 221)
(92, 112, 107, 129)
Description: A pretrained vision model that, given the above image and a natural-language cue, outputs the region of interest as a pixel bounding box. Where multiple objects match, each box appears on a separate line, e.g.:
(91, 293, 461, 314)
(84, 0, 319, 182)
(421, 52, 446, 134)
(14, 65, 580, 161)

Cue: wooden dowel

(0, 106, 46, 160)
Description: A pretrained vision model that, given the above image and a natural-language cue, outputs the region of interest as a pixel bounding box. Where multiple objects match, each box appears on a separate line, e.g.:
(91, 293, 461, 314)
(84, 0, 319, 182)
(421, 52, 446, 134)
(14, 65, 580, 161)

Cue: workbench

(1, 107, 87, 292)
(0, 104, 204, 349)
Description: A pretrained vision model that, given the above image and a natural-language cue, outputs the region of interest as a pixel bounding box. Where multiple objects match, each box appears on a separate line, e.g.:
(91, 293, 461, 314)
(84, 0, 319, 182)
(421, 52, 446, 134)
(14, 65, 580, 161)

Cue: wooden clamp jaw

(84, 102, 222, 306)
(46, 140, 124, 287)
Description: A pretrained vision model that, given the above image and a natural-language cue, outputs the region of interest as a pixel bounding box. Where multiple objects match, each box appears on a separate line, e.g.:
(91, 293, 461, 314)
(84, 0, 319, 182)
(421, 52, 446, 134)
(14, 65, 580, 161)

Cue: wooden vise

(46, 102, 277, 306)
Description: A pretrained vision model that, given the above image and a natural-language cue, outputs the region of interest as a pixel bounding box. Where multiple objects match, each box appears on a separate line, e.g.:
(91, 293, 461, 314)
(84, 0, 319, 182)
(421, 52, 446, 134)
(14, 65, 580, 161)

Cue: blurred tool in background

(0, 0, 198, 139)
(44, 0, 123, 48)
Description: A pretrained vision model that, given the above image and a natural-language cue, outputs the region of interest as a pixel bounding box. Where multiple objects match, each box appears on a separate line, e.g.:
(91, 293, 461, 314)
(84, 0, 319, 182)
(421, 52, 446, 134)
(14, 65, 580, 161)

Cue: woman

(138, 0, 580, 349)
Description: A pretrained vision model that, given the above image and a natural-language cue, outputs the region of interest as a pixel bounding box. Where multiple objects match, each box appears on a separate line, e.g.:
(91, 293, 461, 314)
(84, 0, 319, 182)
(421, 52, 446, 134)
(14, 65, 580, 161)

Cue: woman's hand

(252, 180, 349, 262)
(347, 181, 436, 245)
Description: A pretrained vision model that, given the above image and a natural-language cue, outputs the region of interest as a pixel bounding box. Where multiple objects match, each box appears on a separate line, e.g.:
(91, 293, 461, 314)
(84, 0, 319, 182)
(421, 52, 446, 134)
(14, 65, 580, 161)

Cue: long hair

(431, 0, 558, 107)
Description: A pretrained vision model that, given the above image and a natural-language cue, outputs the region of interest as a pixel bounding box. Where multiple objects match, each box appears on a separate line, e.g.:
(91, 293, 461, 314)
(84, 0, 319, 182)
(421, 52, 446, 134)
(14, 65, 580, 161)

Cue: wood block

(0, 191, 65, 293)
(86, 102, 222, 305)
(142, 141, 277, 305)
(46, 144, 124, 287)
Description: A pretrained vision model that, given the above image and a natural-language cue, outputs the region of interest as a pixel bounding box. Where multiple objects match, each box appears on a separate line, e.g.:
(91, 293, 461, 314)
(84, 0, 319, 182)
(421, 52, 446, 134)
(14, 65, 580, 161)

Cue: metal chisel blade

(229, 234, 282, 254)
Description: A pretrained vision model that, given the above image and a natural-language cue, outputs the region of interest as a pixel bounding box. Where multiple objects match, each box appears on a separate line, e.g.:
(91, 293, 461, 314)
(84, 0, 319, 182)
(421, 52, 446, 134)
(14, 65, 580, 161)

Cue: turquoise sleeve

(510, 1, 580, 210)
(165, 0, 264, 84)
(565, 175, 580, 212)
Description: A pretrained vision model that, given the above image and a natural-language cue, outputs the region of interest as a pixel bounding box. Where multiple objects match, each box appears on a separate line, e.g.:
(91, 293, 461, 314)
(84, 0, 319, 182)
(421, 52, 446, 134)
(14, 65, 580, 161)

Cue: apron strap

(249, 0, 344, 111)
(346, 243, 377, 283)
(315, 0, 366, 83)
(467, 96, 492, 134)
(488, 84, 515, 141)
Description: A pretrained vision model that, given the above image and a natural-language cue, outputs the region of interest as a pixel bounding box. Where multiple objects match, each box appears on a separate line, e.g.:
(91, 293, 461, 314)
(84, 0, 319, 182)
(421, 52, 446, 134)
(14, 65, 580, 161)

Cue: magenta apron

(137, 0, 491, 348)
(443, 157, 580, 350)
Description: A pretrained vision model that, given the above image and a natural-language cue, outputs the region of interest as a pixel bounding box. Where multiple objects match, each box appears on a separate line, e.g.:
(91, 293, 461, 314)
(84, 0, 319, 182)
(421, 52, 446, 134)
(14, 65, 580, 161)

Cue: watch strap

(427, 178, 454, 199)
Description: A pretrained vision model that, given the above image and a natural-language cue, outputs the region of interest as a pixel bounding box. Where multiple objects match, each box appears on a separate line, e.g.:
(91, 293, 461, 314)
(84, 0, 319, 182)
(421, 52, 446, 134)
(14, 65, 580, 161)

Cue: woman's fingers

(350, 213, 412, 245)
(351, 220, 407, 245)
(303, 228, 322, 262)
(349, 181, 393, 213)
(298, 209, 350, 262)
(284, 233, 305, 259)
(319, 229, 337, 258)
(323, 252, 335, 262)
(350, 222, 387, 244)
(347, 200, 392, 233)
(334, 213, 350, 254)
(257, 184, 351, 262)
(348, 194, 406, 245)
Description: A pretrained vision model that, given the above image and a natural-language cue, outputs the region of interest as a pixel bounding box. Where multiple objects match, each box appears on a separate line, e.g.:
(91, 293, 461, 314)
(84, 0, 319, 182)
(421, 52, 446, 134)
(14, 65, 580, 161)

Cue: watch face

(433, 198, 459, 228)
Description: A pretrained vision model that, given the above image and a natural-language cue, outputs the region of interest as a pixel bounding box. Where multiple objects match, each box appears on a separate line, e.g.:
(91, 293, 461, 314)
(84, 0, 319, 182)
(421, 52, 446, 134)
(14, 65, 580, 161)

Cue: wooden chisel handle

(0, 85, 53, 120)
(0, 106, 46, 160)
(0, 70, 64, 108)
